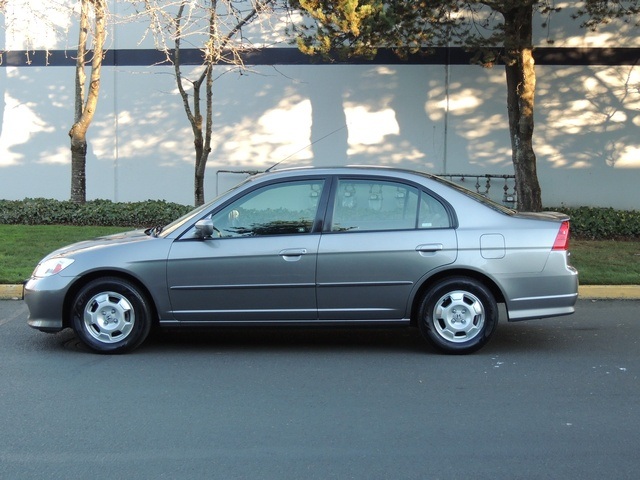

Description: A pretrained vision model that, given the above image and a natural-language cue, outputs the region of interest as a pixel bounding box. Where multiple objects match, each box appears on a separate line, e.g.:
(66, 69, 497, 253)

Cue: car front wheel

(418, 277, 498, 354)
(71, 277, 152, 354)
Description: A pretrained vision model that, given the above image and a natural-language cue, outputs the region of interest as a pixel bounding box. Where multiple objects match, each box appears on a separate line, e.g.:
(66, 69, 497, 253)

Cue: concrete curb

(0, 285, 24, 300)
(1, 284, 639, 301)
(577, 285, 640, 300)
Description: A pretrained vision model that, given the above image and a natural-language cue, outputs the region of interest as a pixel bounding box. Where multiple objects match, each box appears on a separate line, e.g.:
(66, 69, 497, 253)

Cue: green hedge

(547, 206, 640, 240)
(0, 198, 192, 228)
(1, 198, 638, 240)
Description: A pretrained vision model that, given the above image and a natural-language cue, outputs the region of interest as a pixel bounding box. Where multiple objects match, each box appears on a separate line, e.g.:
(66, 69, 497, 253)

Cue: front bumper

(24, 275, 76, 333)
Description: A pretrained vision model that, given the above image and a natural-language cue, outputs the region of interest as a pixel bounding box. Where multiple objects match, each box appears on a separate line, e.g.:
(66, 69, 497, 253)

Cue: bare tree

(69, 0, 107, 204)
(140, 0, 278, 206)
(1, 0, 104, 204)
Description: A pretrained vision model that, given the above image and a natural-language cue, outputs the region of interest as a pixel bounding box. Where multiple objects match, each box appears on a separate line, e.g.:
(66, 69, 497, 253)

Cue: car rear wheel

(418, 277, 498, 354)
(71, 277, 152, 354)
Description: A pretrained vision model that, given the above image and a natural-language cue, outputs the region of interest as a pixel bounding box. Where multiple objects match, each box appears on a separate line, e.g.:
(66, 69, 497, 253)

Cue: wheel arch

(410, 268, 506, 327)
(62, 270, 159, 330)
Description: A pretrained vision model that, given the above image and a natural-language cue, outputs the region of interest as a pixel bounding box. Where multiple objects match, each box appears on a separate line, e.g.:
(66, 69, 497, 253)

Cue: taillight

(552, 221, 570, 251)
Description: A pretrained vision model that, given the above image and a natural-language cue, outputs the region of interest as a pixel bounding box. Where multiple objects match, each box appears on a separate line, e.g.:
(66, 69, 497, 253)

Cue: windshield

(157, 178, 253, 237)
(157, 202, 211, 237)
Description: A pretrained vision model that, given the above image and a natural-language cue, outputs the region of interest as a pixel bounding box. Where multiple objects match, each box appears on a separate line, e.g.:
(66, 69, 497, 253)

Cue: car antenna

(265, 124, 348, 172)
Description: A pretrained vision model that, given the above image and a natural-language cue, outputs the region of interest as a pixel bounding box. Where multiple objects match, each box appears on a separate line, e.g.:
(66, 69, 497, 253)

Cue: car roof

(259, 165, 439, 181)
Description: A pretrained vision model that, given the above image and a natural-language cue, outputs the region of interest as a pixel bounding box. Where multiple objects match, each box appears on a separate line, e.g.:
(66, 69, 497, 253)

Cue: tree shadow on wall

(0, 65, 5, 147)
(539, 63, 640, 170)
(1, 23, 6, 157)
(0, 67, 76, 200)
(535, 63, 640, 206)
(282, 64, 465, 172)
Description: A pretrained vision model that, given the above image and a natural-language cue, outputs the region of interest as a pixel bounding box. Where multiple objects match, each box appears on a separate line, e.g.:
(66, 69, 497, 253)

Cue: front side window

(210, 180, 325, 237)
(331, 180, 419, 232)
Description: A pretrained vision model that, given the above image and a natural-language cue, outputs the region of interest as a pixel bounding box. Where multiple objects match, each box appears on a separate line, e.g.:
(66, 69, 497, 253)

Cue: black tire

(418, 277, 498, 354)
(71, 277, 152, 354)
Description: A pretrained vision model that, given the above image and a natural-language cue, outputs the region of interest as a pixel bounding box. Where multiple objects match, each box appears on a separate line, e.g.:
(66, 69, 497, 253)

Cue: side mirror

(194, 219, 218, 238)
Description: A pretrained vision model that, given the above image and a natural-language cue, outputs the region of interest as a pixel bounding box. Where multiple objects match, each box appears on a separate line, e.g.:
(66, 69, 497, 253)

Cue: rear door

(317, 177, 457, 321)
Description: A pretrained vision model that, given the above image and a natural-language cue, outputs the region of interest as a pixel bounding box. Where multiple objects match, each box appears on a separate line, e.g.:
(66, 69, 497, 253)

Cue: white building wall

(1, 1, 639, 208)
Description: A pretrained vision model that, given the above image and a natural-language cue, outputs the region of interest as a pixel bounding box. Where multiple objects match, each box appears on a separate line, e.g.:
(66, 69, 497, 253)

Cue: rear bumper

(506, 293, 578, 321)
(501, 265, 579, 322)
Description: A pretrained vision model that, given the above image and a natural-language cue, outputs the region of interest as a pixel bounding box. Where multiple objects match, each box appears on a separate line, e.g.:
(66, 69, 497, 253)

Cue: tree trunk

(69, 0, 106, 204)
(70, 133, 87, 203)
(194, 122, 206, 207)
(193, 59, 213, 207)
(502, 4, 542, 212)
(194, 60, 214, 207)
(191, 73, 210, 207)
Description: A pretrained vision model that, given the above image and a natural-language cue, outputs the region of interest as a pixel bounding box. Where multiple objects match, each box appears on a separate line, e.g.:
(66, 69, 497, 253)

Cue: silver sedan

(25, 166, 578, 354)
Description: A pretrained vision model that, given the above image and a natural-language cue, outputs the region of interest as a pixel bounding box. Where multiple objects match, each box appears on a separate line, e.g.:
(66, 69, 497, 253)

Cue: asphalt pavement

(1, 298, 640, 479)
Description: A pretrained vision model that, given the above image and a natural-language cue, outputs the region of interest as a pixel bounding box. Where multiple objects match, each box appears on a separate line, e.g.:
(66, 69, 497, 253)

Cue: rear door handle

(416, 244, 443, 255)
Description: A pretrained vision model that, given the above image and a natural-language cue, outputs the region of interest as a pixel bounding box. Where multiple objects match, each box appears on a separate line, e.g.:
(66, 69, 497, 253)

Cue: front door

(167, 179, 325, 324)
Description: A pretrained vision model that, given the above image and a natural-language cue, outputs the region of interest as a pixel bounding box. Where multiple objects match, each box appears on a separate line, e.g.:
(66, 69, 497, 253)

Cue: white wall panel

(1, 1, 639, 209)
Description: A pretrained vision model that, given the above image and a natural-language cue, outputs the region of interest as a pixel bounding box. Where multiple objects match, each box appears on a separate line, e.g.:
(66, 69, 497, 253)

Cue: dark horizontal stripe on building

(1, 47, 638, 67)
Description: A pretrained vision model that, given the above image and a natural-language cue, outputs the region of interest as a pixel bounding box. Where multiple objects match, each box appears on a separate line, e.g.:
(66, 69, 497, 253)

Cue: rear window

(428, 175, 517, 215)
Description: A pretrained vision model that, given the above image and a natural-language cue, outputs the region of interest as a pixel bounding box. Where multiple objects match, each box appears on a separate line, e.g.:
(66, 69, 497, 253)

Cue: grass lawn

(0, 225, 638, 285)
(571, 239, 640, 285)
(0, 225, 128, 284)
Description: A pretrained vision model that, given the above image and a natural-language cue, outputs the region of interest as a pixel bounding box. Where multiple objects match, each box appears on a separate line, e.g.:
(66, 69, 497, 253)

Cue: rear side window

(419, 192, 451, 228)
(331, 180, 419, 232)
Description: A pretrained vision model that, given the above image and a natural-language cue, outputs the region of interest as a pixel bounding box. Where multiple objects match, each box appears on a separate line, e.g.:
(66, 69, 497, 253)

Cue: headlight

(33, 258, 75, 278)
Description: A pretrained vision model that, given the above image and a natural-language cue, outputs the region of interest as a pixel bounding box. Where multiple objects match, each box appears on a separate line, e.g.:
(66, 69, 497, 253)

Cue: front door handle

(279, 248, 308, 261)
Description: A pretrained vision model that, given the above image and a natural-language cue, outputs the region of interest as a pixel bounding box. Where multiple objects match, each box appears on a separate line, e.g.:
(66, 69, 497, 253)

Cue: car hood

(44, 229, 153, 260)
